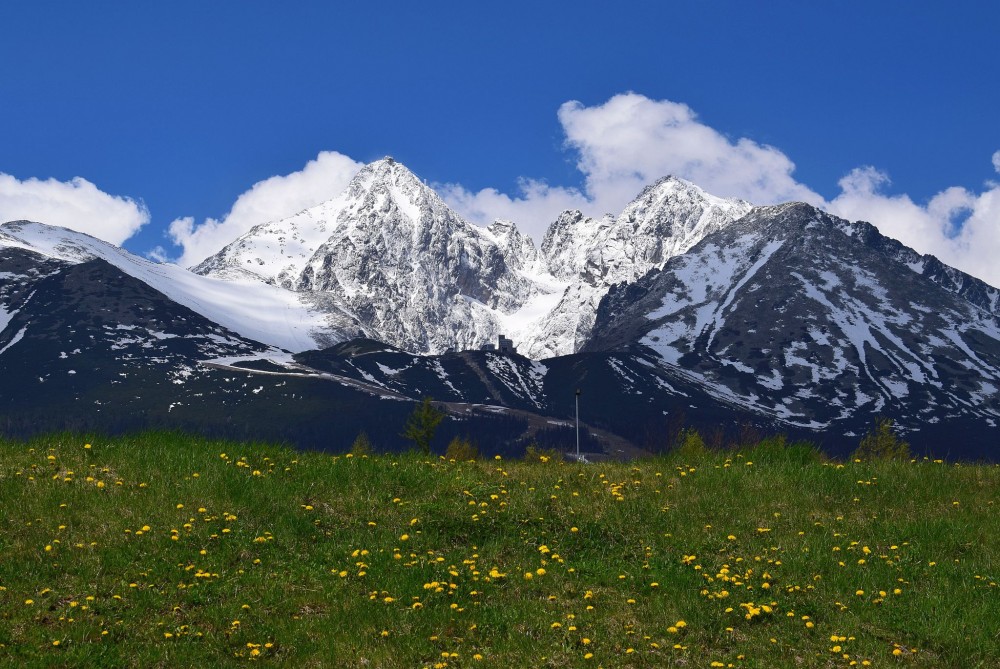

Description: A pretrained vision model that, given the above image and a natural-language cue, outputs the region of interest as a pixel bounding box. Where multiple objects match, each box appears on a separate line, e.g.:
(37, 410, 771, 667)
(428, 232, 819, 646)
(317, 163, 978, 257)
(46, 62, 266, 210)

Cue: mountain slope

(0, 221, 330, 351)
(0, 248, 269, 417)
(587, 202, 1000, 438)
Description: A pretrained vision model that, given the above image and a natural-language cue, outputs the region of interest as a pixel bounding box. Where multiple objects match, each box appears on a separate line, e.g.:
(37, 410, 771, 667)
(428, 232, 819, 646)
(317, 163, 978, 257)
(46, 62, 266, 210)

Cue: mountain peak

(630, 175, 753, 213)
(647, 174, 694, 189)
(349, 157, 426, 194)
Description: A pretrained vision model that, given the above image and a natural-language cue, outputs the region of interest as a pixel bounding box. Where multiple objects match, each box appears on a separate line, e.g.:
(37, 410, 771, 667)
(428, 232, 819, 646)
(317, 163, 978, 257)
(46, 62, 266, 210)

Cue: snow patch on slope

(0, 326, 27, 356)
(0, 305, 17, 333)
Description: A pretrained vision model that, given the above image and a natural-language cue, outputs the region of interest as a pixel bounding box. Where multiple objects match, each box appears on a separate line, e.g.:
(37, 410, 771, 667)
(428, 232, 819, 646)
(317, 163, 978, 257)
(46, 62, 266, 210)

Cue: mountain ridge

(183, 159, 759, 357)
(3, 162, 999, 457)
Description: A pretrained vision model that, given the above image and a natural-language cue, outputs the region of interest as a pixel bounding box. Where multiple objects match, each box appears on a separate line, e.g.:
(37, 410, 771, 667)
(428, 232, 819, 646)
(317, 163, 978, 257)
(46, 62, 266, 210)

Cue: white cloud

(826, 167, 954, 250)
(993, 150, 1000, 174)
(145, 245, 170, 263)
(557, 93, 823, 208)
(0, 173, 148, 245)
(168, 151, 364, 268)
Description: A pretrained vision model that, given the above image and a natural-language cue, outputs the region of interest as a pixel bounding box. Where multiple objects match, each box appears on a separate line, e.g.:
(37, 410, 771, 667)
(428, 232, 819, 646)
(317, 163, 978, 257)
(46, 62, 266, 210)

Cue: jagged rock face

(4, 170, 1000, 456)
(587, 203, 1000, 435)
(515, 178, 752, 358)
(516, 283, 604, 359)
(592, 176, 754, 285)
(487, 219, 540, 271)
(539, 178, 751, 285)
(540, 210, 613, 282)
(196, 159, 537, 354)
(847, 221, 1000, 317)
(296, 161, 533, 309)
(191, 203, 343, 288)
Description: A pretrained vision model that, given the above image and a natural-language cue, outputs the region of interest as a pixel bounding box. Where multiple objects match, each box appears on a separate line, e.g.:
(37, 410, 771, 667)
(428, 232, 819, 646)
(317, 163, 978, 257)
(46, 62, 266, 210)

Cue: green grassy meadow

(0, 433, 998, 668)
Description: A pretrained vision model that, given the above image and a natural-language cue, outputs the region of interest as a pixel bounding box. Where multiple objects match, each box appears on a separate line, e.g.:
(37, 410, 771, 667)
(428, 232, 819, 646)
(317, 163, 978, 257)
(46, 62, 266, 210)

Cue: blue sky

(2, 2, 999, 282)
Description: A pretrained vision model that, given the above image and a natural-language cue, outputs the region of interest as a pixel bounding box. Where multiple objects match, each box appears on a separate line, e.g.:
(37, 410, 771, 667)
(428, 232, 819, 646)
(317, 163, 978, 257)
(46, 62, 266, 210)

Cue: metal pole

(575, 389, 581, 458)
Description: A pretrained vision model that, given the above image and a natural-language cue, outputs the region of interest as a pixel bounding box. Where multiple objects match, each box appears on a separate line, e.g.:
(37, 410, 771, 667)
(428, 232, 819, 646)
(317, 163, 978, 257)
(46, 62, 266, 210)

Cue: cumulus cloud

(168, 151, 364, 268)
(442, 92, 1000, 288)
(558, 94, 823, 209)
(0, 173, 148, 245)
(145, 245, 171, 263)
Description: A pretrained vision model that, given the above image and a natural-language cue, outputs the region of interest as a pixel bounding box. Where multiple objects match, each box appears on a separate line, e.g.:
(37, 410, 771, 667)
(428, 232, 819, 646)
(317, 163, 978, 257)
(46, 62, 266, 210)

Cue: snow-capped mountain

(195, 158, 542, 354)
(542, 176, 753, 287)
(0, 243, 270, 426)
(586, 202, 1000, 438)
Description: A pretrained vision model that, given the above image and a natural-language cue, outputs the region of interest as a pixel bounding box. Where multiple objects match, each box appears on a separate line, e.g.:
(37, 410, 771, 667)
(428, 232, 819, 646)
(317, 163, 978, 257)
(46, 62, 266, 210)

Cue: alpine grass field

(0, 433, 997, 668)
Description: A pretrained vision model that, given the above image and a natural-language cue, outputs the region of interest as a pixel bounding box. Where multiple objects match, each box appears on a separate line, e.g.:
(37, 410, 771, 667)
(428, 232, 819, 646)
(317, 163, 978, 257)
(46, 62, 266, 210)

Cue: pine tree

(852, 417, 911, 461)
(350, 431, 373, 455)
(402, 397, 445, 455)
